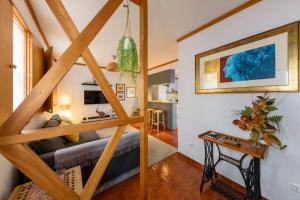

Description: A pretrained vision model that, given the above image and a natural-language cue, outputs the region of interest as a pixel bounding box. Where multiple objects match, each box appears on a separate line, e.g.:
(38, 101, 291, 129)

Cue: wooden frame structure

(0, 0, 148, 199)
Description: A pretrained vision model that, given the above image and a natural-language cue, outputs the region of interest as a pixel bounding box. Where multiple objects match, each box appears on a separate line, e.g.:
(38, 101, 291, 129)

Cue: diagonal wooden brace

(46, 0, 128, 119)
(80, 125, 127, 200)
(0, 144, 79, 200)
(0, 0, 124, 137)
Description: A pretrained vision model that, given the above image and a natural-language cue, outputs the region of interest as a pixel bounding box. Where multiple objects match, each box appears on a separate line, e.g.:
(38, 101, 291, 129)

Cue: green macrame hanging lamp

(117, 0, 138, 80)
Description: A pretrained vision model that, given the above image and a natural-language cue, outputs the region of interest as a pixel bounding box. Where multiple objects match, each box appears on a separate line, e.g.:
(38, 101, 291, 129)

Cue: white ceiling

(30, 0, 247, 68)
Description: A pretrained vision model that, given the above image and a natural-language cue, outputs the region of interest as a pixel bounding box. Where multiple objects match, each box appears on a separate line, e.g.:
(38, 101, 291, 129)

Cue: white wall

(56, 65, 139, 123)
(148, 61, 178, 75)
(0, 155, 19, 198)
(178, 0, 300, 199)
(13, 0, 47, 48)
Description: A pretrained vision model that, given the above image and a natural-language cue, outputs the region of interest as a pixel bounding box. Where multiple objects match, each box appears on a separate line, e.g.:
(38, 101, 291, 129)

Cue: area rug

(148, 135, 177, 166)
(96, 135, 177, 194)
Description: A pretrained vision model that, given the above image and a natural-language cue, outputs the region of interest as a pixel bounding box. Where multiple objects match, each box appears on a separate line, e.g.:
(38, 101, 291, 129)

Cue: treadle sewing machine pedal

(198, 131, 268, 200)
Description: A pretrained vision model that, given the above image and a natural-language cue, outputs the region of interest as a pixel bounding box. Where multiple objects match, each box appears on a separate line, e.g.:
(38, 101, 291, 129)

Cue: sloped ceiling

(30, 0, 247, 68)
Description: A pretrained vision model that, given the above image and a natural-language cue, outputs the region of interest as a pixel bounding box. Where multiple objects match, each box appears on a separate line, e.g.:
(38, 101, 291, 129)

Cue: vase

(250, 131, 261, 149)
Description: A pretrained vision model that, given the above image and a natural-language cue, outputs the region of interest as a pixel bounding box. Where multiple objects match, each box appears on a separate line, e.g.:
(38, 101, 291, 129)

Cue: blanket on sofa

(54, 131, 140, 170)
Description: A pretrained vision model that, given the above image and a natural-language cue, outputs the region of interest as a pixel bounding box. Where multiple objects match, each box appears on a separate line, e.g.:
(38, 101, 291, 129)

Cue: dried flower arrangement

(233, 92, 287, 149)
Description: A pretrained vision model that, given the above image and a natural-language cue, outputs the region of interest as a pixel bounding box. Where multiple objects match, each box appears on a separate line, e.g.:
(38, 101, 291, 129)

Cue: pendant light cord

(123, 0, 132, 37)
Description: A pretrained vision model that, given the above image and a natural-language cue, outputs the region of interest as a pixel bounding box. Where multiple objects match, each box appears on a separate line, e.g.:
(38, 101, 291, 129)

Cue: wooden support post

(139, 0, 149, 199)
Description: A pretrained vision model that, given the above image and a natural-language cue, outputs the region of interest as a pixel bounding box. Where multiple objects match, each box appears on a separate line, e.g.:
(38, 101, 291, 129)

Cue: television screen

(84, 90, 109, 104)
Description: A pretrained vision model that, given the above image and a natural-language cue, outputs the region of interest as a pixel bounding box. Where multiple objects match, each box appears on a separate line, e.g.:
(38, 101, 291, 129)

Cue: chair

(147, 108, 155, 128)
(151, 110, 166, 132)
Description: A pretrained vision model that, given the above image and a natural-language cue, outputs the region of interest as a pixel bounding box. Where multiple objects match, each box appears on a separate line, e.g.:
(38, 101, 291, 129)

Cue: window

(12, 8, 31, 111)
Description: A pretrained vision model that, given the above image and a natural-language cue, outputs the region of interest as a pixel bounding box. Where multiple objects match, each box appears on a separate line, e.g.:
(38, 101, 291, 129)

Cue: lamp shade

(59, 95, 70, 110)
(106, 61, 119, 72)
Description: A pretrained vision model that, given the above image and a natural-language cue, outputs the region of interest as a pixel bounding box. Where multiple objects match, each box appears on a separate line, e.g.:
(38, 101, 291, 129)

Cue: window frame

(13, 6, 32, 97)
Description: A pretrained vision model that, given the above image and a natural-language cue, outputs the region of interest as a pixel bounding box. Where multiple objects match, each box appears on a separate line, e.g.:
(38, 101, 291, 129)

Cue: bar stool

(147, 108, 155, 128)
(151, 110, 166, 132)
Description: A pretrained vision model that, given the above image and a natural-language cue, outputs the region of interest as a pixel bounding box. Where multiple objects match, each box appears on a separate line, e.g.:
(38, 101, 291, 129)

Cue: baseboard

(177, 152, 268, 200)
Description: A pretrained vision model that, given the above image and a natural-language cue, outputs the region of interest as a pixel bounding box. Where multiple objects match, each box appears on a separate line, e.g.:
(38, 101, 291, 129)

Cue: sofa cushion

(65, 131, 99, 148)
(44, 114, 61, 128)
(29, 114, 66, 155)
(29, 137, 67, 155)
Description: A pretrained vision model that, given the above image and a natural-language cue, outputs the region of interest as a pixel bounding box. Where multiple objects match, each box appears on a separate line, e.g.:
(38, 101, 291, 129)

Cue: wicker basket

(9, 166, 83, 200)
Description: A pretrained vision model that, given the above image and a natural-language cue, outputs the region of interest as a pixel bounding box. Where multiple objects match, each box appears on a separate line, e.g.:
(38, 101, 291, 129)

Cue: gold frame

(195, 22, 299, 94)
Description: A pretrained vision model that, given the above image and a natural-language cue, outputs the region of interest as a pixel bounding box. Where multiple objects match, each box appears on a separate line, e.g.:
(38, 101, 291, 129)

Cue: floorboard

(93, 153, 227, 200)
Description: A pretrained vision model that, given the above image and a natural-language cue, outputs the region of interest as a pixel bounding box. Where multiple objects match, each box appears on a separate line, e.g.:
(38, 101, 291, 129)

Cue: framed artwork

(116, 92, 125, 101)
(126, 87, 136, 98)
(116, 84, 125, 92)
(195, 22, 299, 93)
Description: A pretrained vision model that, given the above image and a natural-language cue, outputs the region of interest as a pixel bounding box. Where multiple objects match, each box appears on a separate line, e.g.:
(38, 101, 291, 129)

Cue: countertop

(148, 100, 178, 104)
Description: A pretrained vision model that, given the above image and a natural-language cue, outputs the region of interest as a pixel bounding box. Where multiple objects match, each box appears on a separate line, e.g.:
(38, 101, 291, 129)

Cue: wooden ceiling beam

(177, 0, 262, 42)
(130, 0, 142, 6)
(149, 59, 178, 71)
(24, 0, 50, 48)
(25, 0, 87, 66)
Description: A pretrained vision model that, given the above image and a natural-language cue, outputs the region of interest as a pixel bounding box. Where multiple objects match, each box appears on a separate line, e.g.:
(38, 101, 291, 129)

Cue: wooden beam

(0, 144, 79, 200)
(25, 0, 88, 66)
(130, 0, 142, 6)
(0, 1, 147, 200)
(149, 59, 178, 71)
(176, 0, 262, 42)
(13, 5, 30, 31)
(0, 0, 123, 137)
(0, 116, 143, 147)
(54, 57, 90, 67)
(139, 0, 148, 199)
(24, 0, 50, 48)
(80, 125, 127, 200)
(46, 0, 128, 119)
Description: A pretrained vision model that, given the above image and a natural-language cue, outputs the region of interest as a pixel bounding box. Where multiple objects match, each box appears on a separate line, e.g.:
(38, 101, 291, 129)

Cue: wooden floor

(93, 153, 226, 200)
(132, 123, 178, 148)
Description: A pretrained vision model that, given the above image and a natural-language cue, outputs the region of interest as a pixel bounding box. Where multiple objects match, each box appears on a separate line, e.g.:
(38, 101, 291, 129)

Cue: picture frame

(116, 92, 125, 101)
(195, 22, 299, 94)
(126, 87, 136, 98)
(116, 84, 125, 92)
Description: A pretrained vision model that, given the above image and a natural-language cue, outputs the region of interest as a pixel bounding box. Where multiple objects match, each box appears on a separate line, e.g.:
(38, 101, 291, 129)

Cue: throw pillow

(44, 114, 61, 128)
(60, 117, 79, 143)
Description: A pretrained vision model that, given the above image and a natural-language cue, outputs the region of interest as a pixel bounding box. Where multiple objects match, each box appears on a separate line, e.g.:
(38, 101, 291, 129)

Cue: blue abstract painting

(222, 44, 275, 82)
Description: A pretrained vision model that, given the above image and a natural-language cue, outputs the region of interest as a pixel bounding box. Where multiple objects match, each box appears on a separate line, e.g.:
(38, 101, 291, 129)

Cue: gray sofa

(22, 114, 140, 195)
